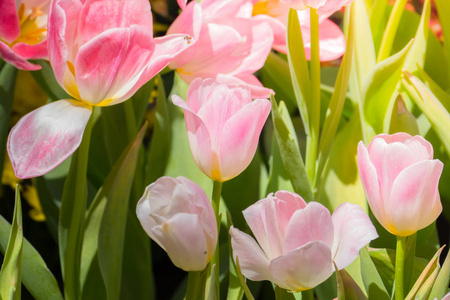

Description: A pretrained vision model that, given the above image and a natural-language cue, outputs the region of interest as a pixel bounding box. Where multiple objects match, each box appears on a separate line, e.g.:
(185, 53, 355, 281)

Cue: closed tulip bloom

(357, 133, 444, 237)
(230, 191, 378, 292)
(8, 0, 194, 179)
(136, 176, 217, 271)
(280, 0, 354, 14)
(172, 78, 271, 182)
(0, 0, 50, 70)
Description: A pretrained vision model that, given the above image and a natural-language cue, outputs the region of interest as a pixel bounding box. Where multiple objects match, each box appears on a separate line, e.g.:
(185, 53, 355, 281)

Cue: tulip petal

(177, 0, 187, 10)
(7, 99, 92, 179)
(151, 213, 209, 271)
(229, 226, 272, 281)
(0, 42, 41, 70)
(316, 19, 346, 61)
(331, 203, 378, 270)
(0, 0, 20, 43)
(219, 98, 271, 181)
(269, 241, 334, 292)
(389, 160, 443, 236)
(172, 95, 213, 179)
(253, 14, 287, 53)
(284, 202, 334, 253)
(216, 73, 274, 99)
(12, 40, 48, 59)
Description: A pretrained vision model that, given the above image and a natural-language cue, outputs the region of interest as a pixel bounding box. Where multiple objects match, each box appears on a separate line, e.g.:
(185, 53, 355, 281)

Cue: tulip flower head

(357, 133, 443, 237)
(0, 0, 50, 70)
(230, 191, 378, 291)
(280, 0, 354, 14)
(172, 78, 271, 182)
(251, 0, 346, 60)
(136, 176, 217, 271)
(167, 0, 274, 98)
(8, 0, 194, 179)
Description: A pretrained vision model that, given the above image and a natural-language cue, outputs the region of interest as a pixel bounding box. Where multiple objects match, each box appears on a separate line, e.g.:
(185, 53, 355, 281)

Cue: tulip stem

(395, 235, 407, 300)
(307, 7, 321, 188)
(274, 285, 295, 300)
(209, 180, 223, 299)
(185, 270, 206, 300)
(377, 0, 408, 62)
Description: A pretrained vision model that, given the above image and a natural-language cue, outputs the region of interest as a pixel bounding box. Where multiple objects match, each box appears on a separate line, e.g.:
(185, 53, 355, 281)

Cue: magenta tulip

(230, 191, 378, 291)
(357, 133, 444, 237)
(167, 0, 274, 98)
(172, 78, 271, 182)
(8, 0, 194, 179)
(252, 1, 346, 60)
(280, 0, 354, 15)
(136, 176, 217, 271)
(0, 0, 50, 70)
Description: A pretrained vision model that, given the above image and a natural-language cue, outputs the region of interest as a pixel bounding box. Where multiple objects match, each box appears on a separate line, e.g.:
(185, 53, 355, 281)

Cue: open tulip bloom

(7, 0, 194, 179)
(0, 0, 50, 70)
(280, 0, 354, 14)
(230, 191, 378, 292)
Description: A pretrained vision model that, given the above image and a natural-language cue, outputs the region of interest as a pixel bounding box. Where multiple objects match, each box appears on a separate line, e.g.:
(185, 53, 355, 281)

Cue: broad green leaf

(435, 0, 450, 74)
(370, 0, 388, 53)
(0, 211, 63, 300)
(362, 39, 412, 134)
(0, 185, 23, 300)
(405, 246, 444, 300)
(404, 234, 417, 293)
(132, 77, 155, 127)
(403, 0, 430, 74)
(428, 248, 450, 300)
(402, 73, 450, 157)
(270, 96, 313, 202)
(337, 268, 368, 300)
(98, 124, 147, 300)
(0, 64, 17, 193)
(30, 60, 70, 101)
(317, 15, 354, 175)
(360, 247, 390, 300)
(388, 95, 420, 135)
(286, 8, 311, 135)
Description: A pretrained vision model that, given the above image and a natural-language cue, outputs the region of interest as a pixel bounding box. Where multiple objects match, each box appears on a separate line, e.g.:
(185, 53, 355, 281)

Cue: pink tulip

(0, 0, 50, 70)
(230, 191, 378, 291)
(167, 0, 274, 98)
(172, 78, 271, 182)
(357, 133, 443, 237)
(252, 1, 346, 60)
(280, 0, 354, 15)
(136, 176, 217, 271)
(7, 0, 194, 179)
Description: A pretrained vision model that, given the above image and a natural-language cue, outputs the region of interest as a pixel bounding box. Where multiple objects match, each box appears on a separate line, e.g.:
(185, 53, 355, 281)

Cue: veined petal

(216, 73, 274, 99)
(0, 0, 20, 43)
(229, 226, 272, 281)
(0, 41, 41, 70)
(12, 40, 48, 59)
(331, 203, 378, 270)
(7, 99, 92, 179)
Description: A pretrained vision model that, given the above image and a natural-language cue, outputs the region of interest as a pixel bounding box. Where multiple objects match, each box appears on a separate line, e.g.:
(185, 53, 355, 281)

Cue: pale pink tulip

(230, 191, 378, 291)
(136, 176, 217, 271)
(439, 292, 450, 300)
(252, 1, 345, 60)
(167, 0, 274, 98)
(172, 78, 271, 182)
(0, 0, 50, 70)
(280, 0, 354, 15)
(357, 133, 443, 237)
(7, 0, 194, 179)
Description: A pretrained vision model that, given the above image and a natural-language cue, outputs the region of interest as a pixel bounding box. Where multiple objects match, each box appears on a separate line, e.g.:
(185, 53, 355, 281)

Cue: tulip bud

(357, 133, 443, 236)
(136, 176, 217, 271)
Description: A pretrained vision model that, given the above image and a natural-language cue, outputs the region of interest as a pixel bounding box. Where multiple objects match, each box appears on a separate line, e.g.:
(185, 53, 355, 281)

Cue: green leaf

(0, 197, 63, 300)
(226, 213, 244, 300)
(30, 60, 70, 101)
(428, 247, 450, 300)
(362, 39, 413, 134)
(98, 124, 147, 300)
(0, 185, 23, 300)
(360, 247, 390, 300)
(235, 257, 255, 300)
(270, 96, 313, 202)
(402, 73, 450, 157)
(370, 0, 388, 53)
(435, 0, 450, 73)
(337, 268, 368, 300)
(286, 8, 311, 135)
(417, 67, 450, 112)
(389, 95, 420, 135)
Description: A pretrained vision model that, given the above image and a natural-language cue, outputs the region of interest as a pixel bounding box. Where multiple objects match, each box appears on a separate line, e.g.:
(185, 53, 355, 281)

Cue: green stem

(302, 289, 314, 300)
(306, 8, 321, 189)
(377, 0, 408, 62)
(395, 235, 407, 300)
(209, 180, 223, 299)
(274, 285, 295, 300)
(185, 270, 206, 300)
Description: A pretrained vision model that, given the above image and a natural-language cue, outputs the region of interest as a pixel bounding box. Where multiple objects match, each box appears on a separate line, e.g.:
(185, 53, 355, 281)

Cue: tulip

(172, 78, 271, 182)
(230, 191, 378, 292)
(136, 176, 217, 271)
(252, 1, 346, 60)
(167, 0, 274, 98)
(357, 133, 443, 237)
(280, 0, 354, 15)
(8, 0, 194, 179)
(0, 0, 50, 70)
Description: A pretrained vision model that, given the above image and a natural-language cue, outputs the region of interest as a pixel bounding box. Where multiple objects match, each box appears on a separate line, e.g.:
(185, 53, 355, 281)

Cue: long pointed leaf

(428, 248, 450, 300)
(360, 247, 390, 300)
